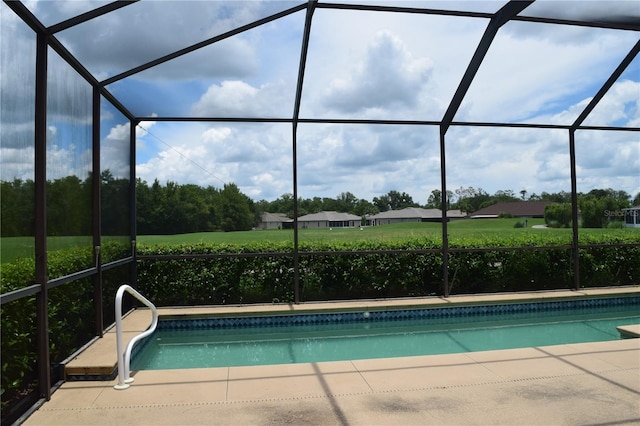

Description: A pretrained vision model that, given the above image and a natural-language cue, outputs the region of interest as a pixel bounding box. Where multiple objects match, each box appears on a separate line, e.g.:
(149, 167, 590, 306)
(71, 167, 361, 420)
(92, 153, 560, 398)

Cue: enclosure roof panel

(581, 54, 640, 128)
(8, 0, 637, 126)
(54, 1, 305, 81)
(518, 0, 640, 26)
(299, 7, 489, 122)
(456, 19, 640, 125)
(318, 0, 509, 14)
(20, 0, 113, 27)
(103, 8, 307, 118)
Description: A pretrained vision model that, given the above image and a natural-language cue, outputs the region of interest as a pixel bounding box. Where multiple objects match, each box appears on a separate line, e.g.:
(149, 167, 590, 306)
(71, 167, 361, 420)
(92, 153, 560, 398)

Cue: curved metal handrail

(114, 284, 158, 390)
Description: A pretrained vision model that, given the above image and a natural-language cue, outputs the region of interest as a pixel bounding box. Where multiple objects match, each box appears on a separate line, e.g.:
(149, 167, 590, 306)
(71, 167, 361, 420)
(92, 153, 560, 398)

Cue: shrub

(1, 245, 94, 421)
(135, 234, 638, 304)
(545, 203, 572, 228)
(606, 221, 624, 229)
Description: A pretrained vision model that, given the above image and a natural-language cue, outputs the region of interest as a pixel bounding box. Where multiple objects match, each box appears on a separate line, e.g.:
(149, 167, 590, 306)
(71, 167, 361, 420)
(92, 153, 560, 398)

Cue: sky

(1, 1, 639, 204)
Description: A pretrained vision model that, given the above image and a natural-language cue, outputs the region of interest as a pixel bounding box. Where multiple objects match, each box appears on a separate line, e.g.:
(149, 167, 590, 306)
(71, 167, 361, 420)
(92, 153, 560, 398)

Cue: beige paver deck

(23, 288, 640, 425)
(618, 324, 640, 338)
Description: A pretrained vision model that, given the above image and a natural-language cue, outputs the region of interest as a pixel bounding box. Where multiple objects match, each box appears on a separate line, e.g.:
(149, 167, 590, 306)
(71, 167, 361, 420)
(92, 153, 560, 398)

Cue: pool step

(65, 333, 119, 381)
(65, 310, 154, 381)
(616, 324, 640, 339)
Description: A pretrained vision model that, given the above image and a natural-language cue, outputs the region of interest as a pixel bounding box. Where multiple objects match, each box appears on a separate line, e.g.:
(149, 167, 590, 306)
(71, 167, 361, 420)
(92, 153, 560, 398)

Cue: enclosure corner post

(439, 127, 450, 298)
(34, 30, 51, 401)
(93, 85, 104, 337)
(569, 129, 580, 291)
(130, 118, 139, 290)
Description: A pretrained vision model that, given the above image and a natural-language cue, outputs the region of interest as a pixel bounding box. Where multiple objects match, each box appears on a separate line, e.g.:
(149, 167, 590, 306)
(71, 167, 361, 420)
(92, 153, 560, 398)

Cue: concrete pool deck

(23, 288, 640, 425)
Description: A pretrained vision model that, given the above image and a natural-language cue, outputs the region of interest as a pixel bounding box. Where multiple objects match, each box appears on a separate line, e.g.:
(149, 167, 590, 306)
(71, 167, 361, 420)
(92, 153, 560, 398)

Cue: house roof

(470, 201, 556, 217)
(261, 212, 292, 223)
(446, 209, 467, 218)
(371, 207, 440, 220)
(371, 207, 467, 220)
(297, 211, 361, 222)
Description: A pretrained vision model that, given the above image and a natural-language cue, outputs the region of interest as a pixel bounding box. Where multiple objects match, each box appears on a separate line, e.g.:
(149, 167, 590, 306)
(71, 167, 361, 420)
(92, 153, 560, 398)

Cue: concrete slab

(352, 353, 499, 391)
(227, 361, 371, 401)
(24, 339, 640, 426)
(618, 323, 640, 338)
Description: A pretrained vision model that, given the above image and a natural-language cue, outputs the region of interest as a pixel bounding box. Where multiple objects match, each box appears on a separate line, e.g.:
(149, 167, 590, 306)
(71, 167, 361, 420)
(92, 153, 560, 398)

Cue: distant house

(258, 212, 293, 230)
(469, 201, 556, 219)
(369, 207, 466, 226)
(622, 206, 640, 228)
(297, 211, 361, 228)
(446, 209, 467, 220)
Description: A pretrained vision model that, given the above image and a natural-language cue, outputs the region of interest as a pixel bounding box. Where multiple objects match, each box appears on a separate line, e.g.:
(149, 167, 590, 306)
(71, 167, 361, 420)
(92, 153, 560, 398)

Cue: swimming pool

(131, 296, 640, 370)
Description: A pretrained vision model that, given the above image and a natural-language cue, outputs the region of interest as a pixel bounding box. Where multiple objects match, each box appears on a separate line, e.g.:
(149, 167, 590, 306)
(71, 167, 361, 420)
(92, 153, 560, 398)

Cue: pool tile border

(157, 295, 640, 331)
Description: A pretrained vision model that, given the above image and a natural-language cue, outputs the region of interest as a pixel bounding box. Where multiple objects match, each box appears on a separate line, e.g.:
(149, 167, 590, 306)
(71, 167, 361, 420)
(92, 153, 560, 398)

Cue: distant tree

(372, 194, 391, 212)
(177, 184, 212, 233)
(321, 197, 340, 212)
(353, 198, 378, 217)
(579, 197, 607, 228)
(219, 183, 254, 231)
(527, 192, 541, 201)
(299, 197, 323, 214)
(586, 188, 630, 206)
(579, 188, 630, 228)
(453, 186, 490, 213)
(0, 178, 35, 237)
(493, 189, 519, 203)
(335, 192, 358, 212)
(101, 170, 130, 236)
(633, 192, 640, 206)
(540, 191, 572, 204)
(270, 193, 295, 217)
(545, 203, 572, 228)
(520, 189, 527, 200)
(47, 175, 90, 236)
(384, 190, 417, 210)
(426, 189, 453, 210)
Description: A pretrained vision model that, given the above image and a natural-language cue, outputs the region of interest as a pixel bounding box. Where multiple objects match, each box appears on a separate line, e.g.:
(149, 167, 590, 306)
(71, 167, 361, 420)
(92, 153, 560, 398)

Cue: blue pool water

(131, 297, 639, 370)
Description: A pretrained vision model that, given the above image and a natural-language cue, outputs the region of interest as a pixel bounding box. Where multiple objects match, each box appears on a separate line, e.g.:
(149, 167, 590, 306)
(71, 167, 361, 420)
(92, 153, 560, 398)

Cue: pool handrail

(114, 284, 158, 390)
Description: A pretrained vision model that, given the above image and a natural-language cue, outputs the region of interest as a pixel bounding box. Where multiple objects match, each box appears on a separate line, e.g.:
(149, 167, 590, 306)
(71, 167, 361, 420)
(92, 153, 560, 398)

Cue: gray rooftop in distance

(297, 211, 362, 222)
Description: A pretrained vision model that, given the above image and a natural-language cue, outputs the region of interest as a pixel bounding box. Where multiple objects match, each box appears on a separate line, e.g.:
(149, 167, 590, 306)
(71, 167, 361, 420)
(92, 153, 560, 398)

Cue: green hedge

(0, 243, 115, 421)
(135, 235, 638, 305)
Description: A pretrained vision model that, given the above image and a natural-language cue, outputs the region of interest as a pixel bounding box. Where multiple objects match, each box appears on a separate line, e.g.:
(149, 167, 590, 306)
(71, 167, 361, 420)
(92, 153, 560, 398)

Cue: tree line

(1, 173, 638, 237)
(0, 172, 256, 236)
(544, 188, 637, 228)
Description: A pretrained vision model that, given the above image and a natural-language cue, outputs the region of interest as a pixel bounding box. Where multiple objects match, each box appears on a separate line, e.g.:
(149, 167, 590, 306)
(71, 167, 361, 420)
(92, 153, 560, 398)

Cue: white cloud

(53, 1, 274, 80)
(458, 26, 639, 124)
(0, 146, 35, 181)
(136, 116, 157, 137)
(322, 30, 433, 114)
(106, 123, 128, 141)
(584, 80, 640, 127)
(135, 123, 292, 199)
(202, 127, 232, 143)
(191, 80, 292, 117)
(101, 122, 131, 179)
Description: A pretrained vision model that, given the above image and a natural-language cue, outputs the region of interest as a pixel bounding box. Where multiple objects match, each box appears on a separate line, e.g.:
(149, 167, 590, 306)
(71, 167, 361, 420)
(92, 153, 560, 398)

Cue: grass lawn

(2, 219, 637, 264)
(136, 219, 541, 246)
(136, 218, 637, 246)
(0, 235, 93, 264)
